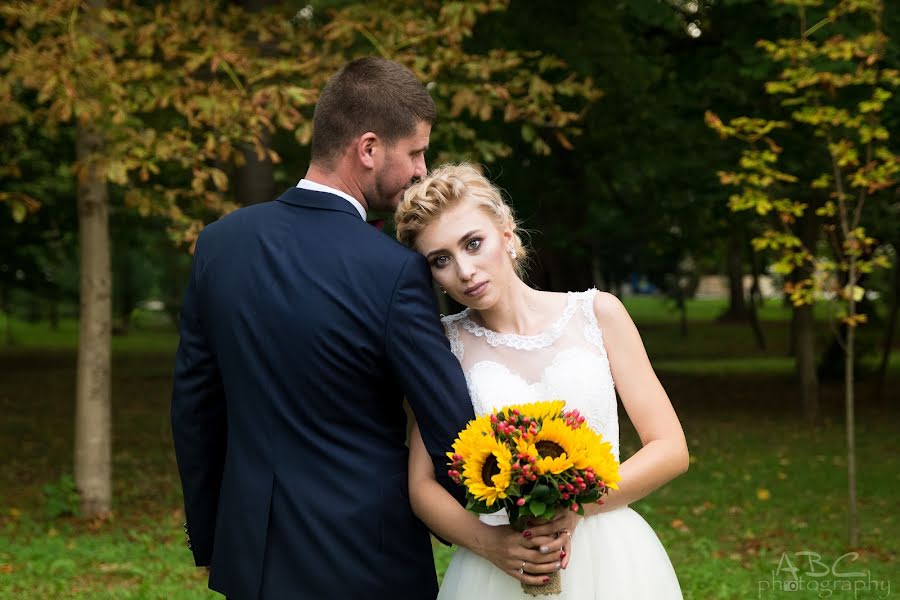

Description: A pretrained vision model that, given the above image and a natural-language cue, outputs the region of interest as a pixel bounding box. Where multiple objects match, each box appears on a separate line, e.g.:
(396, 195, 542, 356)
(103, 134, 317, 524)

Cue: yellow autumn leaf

(210, 168, 228, 192)
(757, 488, 771, 501)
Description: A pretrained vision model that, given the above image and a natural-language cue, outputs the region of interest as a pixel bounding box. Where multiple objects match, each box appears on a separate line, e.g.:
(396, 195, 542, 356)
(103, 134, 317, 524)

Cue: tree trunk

(719, 232, 747, 321)
(1, 285, 12, 346)
(235, 130, 277, 205)
(233, 0, 278, 205)
(74, 120, 112, 517)
(794, 303, 819, 424)
(748, 250, 767, 351)
(874, 260, 899, 403)
(678, 293, 688, 338)
(845, 259, 859, 547)
(49, 297, 60, 331)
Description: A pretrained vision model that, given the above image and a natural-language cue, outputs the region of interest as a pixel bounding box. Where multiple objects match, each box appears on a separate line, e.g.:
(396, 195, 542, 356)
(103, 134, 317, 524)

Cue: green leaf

(578, 489, 601, 504)
(11, 202, 27, 223)
(529, 501, 546, 517)
(530, 483, 552, 502)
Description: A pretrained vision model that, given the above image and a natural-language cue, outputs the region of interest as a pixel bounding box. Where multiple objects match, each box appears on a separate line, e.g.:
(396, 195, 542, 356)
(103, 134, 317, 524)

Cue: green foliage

(41, 474, 80, 519)
(708, 0, 897, 329)
(0, 0, 597, 246)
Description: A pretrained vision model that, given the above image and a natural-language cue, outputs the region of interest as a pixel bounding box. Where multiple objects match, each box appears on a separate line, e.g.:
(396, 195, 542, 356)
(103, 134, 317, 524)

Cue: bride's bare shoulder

(591, 290, 633, 328)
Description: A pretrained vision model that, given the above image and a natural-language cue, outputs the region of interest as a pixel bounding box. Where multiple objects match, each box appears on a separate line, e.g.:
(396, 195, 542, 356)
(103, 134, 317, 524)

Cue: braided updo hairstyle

(395, 163, 527, 276)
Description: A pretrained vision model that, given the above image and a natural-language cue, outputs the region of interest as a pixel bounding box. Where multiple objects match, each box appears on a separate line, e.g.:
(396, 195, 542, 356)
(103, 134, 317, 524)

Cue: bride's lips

(464, 281, 488, 297)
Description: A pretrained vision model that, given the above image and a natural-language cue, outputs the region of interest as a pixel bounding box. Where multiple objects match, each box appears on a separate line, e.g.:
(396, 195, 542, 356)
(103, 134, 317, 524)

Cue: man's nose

(415, 154, 427, 179)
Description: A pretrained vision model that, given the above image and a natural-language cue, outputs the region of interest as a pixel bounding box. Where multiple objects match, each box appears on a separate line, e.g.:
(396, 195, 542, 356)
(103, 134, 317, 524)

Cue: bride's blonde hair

(395, 163, 528, 276)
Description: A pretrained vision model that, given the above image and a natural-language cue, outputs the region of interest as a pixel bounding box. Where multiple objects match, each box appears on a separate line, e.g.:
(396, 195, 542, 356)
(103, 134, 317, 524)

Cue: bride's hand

(520, 509, 583, 570)
(477, 523, 565, 586)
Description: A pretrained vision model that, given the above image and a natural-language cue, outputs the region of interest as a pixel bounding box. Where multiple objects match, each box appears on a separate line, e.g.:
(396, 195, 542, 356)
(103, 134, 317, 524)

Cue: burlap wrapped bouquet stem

(511, 516, 562, 596)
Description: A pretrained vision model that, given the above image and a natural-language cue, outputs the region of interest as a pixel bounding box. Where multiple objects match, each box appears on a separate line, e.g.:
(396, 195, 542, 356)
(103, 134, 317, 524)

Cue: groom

(171, 57, 475, 599)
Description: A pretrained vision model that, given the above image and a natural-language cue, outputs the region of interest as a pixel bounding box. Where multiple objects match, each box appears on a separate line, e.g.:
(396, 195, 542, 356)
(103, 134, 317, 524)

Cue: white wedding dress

(437, 289, 683, 599)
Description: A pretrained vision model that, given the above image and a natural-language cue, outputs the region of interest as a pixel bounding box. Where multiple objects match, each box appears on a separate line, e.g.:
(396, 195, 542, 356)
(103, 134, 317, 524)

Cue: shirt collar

(296, 179, 367, 220)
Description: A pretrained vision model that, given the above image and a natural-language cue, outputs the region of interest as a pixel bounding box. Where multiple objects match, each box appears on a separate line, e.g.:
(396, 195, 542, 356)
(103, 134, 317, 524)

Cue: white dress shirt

(296, 179, 367, 220)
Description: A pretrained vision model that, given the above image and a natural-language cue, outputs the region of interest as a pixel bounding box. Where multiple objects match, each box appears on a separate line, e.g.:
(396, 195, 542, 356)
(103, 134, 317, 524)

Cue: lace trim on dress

(580, 288, 614, 389)
(441, 312, 468, 361)
(458, 292, 582, 350)
(580, 288, 608, 358)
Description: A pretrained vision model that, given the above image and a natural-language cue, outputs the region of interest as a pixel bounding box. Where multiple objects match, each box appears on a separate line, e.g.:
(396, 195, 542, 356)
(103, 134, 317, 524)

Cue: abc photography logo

(758, 551, 891, 598)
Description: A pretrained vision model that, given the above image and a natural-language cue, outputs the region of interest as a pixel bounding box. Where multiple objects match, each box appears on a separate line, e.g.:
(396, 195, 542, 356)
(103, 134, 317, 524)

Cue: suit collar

(275, 187, 363, 220)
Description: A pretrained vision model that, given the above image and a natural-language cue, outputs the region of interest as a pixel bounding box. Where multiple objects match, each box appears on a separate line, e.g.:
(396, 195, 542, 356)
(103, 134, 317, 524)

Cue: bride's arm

(583, 292, 689, 516)
(408, 421, 565, 584)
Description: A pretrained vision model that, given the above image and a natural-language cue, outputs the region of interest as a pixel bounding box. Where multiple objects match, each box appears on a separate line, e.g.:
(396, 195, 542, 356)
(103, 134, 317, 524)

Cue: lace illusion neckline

(455, 292, 581, 351)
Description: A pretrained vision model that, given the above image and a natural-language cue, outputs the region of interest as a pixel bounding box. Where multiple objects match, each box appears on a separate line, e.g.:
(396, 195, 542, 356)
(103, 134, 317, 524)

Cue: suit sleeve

(385, 254, 476, 506)
(170, 241, 227, 567)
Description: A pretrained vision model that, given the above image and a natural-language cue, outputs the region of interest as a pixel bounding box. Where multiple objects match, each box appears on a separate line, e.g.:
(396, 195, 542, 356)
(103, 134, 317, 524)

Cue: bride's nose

(456, 256, 476, 281)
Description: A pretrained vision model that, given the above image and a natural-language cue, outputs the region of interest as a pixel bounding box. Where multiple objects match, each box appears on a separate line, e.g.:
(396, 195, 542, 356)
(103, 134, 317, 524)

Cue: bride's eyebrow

(425, 230, 480, 259)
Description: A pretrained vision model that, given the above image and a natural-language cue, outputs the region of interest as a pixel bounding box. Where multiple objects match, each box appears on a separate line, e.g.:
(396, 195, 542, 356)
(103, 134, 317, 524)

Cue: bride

(395, 163, 688, 599)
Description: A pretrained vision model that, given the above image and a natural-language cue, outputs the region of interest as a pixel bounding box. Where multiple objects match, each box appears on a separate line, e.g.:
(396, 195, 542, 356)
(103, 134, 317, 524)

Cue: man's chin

(380, 193, 404, 213)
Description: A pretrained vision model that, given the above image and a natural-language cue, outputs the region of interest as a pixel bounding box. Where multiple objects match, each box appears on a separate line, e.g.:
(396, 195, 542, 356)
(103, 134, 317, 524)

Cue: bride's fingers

(560, 538, 571, 569)
(506, 558, 562, 585)
(516, 570, 556, 586)
(519, 546, 563, 565)
(526, 534, 565, 556)
(558, 529, 573, 569)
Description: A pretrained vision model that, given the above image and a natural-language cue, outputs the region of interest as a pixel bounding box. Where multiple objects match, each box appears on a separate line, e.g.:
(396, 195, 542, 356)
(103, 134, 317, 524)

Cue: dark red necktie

(367, 218, 385, 231)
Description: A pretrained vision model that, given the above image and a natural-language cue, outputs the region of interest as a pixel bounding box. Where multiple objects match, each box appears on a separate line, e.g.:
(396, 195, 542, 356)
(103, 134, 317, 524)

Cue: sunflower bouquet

(446, 400, 620, 596)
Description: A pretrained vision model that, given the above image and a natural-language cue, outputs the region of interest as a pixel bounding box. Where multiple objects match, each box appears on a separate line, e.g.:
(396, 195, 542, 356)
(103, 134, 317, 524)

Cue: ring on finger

(518, 560, 526, 575)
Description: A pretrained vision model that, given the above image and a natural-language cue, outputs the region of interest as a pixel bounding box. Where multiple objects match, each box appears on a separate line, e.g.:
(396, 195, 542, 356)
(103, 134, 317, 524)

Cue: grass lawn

(1, 299, 898, 599)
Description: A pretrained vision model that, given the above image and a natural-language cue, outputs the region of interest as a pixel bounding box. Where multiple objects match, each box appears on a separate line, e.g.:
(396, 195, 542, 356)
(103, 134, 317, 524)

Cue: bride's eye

(466, 238, 481, 251)
(432, 255, 450, 268)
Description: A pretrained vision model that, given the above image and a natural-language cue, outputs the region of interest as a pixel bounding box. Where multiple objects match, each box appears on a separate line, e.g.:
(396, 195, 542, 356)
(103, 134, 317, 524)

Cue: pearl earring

(508, 243, 517, 260)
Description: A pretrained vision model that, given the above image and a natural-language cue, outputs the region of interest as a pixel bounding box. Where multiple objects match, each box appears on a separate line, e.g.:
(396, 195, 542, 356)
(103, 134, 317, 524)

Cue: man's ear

(356, 132, 379, 169)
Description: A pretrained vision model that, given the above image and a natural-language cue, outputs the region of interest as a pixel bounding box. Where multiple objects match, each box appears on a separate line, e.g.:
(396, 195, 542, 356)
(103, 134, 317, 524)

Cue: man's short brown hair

(310, 57, 436, 167)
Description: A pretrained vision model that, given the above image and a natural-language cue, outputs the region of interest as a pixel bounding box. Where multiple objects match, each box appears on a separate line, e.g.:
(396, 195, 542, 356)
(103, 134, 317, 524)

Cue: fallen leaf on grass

(691, 501, 714, 515)
(0, 564, 12, 574)
(757, 488, 771, 501)
(670, 519, 690, 533)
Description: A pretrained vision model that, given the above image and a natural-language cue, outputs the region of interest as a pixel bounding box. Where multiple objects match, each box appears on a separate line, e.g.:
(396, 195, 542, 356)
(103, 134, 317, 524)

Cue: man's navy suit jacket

(171, 187, 475, 599)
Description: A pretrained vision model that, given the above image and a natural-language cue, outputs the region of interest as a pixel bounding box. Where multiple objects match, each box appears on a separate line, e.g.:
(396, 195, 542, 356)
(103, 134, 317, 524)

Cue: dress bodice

(441, 289, 619, 462)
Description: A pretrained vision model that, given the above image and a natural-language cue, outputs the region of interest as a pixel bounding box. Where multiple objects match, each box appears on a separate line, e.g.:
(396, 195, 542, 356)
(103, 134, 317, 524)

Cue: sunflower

(531, 417, 583, 475)
(589, 450, 621, 490)
(574, 427, 621, 490)
(448, 414, 495, 463)
(461, 435, 513, 506)
(501, 400, 566, 422)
